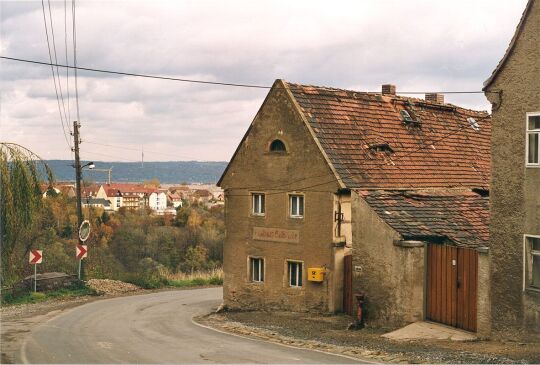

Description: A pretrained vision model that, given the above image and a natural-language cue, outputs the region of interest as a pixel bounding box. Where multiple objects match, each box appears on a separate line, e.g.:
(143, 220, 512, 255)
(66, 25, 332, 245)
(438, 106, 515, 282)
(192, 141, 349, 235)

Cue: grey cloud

(0, 0, 528, 161)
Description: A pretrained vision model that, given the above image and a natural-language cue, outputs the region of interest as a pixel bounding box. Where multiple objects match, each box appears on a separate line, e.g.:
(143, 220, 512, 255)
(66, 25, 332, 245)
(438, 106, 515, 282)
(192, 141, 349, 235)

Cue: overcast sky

(0, 0, 528, 162)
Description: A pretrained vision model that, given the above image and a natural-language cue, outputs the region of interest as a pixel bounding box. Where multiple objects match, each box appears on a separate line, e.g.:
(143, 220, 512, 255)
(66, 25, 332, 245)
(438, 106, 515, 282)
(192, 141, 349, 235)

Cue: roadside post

(77, 220, 91, 280)
(29, 249, 43, 292)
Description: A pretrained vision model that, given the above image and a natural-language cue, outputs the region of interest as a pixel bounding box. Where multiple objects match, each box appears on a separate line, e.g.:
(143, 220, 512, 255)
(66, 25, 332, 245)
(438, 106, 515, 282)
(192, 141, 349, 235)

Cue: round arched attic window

(269, 139, 287, 152)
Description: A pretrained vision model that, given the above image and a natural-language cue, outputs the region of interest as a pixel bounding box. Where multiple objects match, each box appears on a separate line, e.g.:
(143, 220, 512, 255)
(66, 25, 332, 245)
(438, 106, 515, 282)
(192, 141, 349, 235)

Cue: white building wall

(149, 192, 167, 211)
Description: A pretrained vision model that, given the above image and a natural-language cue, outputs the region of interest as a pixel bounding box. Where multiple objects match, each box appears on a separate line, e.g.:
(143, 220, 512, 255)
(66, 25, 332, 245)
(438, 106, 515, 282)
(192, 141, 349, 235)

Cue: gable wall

(485, 0, 540, 339)
(220, 85, 342, 312)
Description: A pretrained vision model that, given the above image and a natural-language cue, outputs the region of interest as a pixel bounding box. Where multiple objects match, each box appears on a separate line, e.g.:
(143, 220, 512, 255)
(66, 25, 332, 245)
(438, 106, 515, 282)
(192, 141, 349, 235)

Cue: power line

(0, 56, 271, 89)
(64, 0, 71, 126)
(40, 0, 72, 151)
(0, 56, 491, 95)
(46, 0, 70, 130)
(72, 0, 81, 123)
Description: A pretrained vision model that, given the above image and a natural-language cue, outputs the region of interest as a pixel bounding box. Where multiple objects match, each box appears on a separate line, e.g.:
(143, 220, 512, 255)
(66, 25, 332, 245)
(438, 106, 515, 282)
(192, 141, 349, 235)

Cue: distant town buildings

(41, 181, 224, 214)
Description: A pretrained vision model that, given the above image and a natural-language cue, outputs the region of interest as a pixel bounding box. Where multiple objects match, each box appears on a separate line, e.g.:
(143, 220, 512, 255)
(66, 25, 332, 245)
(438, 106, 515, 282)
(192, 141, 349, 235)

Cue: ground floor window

(287, 261, 303, 287)
(525, 235, 540, 290)
(250, 257, 264, 282)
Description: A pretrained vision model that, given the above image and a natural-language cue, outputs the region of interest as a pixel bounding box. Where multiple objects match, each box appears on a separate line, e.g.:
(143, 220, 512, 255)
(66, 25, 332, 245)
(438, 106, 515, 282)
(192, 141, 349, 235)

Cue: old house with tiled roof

(483, 0, 539, 340)
(219, 79, 491, 334)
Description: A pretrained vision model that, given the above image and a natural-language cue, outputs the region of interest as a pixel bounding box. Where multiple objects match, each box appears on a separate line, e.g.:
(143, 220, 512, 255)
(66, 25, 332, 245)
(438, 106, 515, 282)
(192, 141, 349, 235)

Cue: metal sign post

(29, 250, 43, 292)
(76, 244, 88, 280)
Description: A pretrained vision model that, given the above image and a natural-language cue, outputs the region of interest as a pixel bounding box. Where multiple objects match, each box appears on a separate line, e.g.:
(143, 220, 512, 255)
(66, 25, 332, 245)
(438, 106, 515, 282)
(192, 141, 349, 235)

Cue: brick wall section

(484, 0, 540, 340)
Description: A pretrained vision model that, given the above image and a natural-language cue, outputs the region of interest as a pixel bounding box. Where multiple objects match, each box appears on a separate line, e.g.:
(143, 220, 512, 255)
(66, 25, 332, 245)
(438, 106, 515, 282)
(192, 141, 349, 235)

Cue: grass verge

(123, 269, 223, 289)
(1, 281, 99, 306)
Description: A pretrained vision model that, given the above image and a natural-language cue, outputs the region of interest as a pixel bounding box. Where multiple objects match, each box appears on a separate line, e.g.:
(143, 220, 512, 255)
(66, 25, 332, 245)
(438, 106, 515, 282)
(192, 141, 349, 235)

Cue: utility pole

(73, 121, 85, 280)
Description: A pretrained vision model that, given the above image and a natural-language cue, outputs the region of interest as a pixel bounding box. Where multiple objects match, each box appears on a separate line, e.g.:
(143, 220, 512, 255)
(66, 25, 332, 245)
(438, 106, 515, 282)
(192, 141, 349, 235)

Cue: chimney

(425, 93, 444, 104)
(382, 84, 396, 95)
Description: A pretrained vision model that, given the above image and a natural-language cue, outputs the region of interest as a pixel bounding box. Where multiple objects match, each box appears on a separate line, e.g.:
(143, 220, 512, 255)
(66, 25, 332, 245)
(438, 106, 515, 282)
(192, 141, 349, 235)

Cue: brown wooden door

(426, 244, 478, 332)
(343, 254, 353, 315)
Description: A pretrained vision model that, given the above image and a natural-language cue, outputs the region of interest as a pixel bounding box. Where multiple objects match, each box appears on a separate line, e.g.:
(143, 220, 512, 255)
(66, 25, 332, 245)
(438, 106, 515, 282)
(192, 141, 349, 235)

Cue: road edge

(192, 314, 379, 364)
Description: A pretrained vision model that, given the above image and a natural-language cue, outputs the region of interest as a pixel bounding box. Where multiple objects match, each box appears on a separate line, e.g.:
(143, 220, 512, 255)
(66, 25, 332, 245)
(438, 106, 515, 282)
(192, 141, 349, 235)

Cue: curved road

(18, 287, 363, 364)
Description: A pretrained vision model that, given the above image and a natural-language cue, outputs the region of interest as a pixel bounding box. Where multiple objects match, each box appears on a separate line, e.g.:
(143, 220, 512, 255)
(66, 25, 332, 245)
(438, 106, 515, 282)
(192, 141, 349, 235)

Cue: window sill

(250, 214, 266, 218)
(289, 216, 304, 219)
(525, 164, 540, 168)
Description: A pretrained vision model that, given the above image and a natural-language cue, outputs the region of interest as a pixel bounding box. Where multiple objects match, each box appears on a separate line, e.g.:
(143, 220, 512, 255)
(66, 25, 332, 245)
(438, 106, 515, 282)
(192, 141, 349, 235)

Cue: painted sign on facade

(253, 227, 300, 243)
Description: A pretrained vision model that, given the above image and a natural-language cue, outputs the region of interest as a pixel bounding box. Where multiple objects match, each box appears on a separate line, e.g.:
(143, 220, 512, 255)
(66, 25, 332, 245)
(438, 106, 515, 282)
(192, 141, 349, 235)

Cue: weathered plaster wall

(477, 251, 491, 338)
(485, 0, 540, 339)
(220, 83, 342, 312)
(351, 192, 425, 327)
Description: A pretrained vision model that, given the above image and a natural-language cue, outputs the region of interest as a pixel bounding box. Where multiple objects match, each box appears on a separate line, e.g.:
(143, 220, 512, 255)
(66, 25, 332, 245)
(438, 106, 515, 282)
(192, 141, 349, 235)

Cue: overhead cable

(0, 56, 491, 94)
(40, 0, 72, 151)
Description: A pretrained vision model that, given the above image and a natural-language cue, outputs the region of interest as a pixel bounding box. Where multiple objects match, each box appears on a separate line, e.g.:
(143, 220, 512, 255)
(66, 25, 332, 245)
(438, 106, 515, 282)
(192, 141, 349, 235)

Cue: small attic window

(270, 139, 286, 152)
(401, 110, 414, 123)
(401, 109, 421, 128)
(467, 117, 480, 131)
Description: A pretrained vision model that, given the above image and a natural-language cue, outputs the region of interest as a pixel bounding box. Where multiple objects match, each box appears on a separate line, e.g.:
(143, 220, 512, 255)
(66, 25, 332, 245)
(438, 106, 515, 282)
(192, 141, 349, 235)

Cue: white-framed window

(526, 112, 540, 166)
(251, 193, 265, 216)
(249, 257, 264, 282)
(289, 194, 304, 218)
(116, 199, 120, 208)
(287, 261, 303, 287)
(524, 235, 540, 290)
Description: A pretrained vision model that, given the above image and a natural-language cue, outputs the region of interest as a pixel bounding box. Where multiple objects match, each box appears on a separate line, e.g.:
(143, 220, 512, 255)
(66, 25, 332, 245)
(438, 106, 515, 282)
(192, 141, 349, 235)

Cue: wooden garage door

(343, 254, 353, 315)
(426, 244, 478, 332)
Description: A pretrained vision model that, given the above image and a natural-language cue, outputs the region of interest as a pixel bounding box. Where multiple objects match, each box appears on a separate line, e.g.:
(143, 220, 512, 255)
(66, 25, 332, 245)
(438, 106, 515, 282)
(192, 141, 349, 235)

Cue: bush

(208, 276, 223, 285)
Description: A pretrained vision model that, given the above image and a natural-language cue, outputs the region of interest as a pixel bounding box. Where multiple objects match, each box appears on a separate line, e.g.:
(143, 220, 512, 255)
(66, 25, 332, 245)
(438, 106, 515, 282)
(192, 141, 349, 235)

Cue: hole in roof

(400, 110, 414, 123)
(467, 117, 480, 131)
(269, 139, 286, 152)
(369, 143, 394, 154)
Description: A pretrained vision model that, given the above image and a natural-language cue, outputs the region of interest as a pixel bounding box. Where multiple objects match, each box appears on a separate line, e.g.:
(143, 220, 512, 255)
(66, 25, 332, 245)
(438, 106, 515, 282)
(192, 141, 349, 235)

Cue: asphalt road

(17, 287, 364, 364)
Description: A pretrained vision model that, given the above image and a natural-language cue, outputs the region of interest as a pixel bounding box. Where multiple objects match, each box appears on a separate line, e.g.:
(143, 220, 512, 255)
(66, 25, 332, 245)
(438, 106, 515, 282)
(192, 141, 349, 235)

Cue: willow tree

(0, 143, 54, 285)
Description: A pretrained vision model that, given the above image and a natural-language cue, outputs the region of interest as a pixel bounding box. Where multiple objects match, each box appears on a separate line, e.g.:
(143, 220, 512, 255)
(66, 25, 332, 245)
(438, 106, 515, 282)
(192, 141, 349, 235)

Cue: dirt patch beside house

(197, 311, 540, 364)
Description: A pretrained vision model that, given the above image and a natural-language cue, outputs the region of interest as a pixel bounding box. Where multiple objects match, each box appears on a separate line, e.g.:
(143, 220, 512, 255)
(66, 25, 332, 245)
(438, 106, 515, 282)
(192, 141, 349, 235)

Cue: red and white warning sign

(29, 250, 43, 264)
(76, 244, 88, 260)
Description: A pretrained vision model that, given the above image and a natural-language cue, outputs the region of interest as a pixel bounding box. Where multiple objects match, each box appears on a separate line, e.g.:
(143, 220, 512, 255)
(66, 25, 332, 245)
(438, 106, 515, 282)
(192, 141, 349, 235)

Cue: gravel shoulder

(197, 311, 540, 364)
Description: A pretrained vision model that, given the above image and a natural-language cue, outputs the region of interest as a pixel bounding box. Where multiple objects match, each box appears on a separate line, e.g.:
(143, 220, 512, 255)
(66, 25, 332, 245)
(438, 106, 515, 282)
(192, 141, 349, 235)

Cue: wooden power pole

(73, 121, 85, 279)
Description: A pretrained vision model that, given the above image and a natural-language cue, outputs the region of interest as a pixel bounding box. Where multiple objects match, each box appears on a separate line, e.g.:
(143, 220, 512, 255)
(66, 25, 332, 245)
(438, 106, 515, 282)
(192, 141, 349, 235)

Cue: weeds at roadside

(1, 281, 99, 306)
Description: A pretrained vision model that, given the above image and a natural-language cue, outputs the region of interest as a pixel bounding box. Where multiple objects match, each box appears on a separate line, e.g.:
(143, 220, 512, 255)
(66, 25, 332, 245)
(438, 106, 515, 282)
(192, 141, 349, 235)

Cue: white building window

(249, 257, 264, 282)
(251, 193, 265, 216)
(116, 199, 120, 208)
(289, 194, 304, 218)
(524, 235, 540, 290)
(526, 113, 540, 166)
(287, 261, 303, 287)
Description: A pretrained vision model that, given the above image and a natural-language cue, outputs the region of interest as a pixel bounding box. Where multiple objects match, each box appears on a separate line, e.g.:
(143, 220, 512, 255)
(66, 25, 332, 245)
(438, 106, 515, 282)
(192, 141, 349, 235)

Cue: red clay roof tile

(286, 82, 491, 189)
(358, 190, 489, 247)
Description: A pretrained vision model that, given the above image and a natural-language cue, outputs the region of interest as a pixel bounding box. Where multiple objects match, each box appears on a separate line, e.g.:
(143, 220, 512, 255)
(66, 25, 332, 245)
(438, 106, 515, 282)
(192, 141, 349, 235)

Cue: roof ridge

(284, 81, 490, 115)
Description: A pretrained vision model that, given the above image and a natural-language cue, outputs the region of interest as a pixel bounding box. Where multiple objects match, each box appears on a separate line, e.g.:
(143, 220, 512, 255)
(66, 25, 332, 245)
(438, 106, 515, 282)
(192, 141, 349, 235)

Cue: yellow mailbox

(308, 268, 325, 282)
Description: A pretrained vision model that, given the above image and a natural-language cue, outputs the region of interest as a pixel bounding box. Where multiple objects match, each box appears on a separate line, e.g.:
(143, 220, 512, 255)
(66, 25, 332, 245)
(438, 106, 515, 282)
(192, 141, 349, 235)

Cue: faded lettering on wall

(253, 227, 300, 243)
